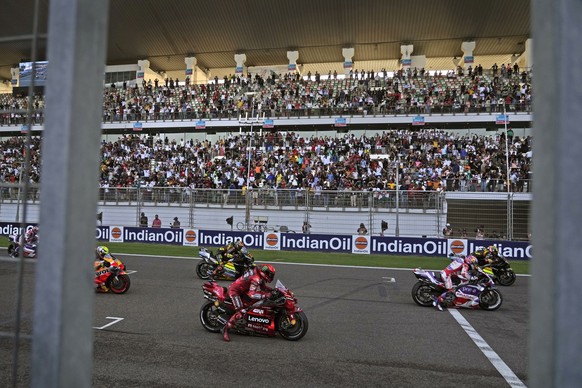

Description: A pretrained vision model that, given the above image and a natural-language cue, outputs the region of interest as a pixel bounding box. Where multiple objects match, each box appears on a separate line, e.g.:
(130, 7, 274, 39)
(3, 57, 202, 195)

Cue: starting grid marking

(448, 309, 527, 388)
(93, 316, 124, 330)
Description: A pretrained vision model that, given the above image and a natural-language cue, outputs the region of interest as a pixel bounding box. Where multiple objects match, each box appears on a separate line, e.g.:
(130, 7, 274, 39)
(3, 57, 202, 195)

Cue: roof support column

(342, 47, 354, 75)
(10, 67, 19, 87)
(400, 44, 413, 70)
(234, 53, 246, 75)
(184, 56, 196, 85)
(287, 50, 299, 72)
(137, 59, 150, 86)
(461, 41, 475, 69)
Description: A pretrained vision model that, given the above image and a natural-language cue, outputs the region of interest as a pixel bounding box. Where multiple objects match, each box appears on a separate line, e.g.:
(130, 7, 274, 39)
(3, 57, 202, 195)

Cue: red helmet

(464, 255, 478, 266)
(258, 264, 275, 283)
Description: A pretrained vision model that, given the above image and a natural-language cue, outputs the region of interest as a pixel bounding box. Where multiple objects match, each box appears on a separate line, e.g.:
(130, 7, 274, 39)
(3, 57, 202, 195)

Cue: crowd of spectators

(0, 128, 532, 202)
(0, 63, 532, 125)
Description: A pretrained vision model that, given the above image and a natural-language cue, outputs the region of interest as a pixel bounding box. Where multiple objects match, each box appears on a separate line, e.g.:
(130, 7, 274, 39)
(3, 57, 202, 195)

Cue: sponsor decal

(252, 309, 265, 314)
(450, 240, 465, 254)
(183, 229, 198, 247)
(109, 226, 124, 243)
(266, 233, 278, 246)
(247, 316, 270, 324)
(352, 235, 370, 254)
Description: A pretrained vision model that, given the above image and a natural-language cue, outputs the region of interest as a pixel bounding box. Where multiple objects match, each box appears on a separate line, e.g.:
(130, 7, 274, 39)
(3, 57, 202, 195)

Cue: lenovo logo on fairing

(248, 316, 270, 324)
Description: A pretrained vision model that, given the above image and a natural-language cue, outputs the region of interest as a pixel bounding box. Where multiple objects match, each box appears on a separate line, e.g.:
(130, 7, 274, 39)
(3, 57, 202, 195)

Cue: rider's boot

(222, 310, 244, 342)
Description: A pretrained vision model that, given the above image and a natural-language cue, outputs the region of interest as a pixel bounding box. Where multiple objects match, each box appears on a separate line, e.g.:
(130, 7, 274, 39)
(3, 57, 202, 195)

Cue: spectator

(302, 221, 311, 234)
(171, 217, 181, 228)
(442, 223, 453, 237)
(357, 223, 368, 235)
(139, 212, 148, 228)
(152, 215, 162, 228)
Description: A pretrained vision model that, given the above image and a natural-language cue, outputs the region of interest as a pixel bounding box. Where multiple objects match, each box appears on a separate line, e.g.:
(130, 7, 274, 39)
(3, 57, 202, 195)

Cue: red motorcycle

(199, 279, 308, 341)
(94, 255, 131, 294)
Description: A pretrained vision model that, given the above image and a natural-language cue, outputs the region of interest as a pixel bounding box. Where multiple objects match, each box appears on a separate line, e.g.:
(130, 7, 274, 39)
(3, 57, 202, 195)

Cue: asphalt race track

(0, 254, 529, 387)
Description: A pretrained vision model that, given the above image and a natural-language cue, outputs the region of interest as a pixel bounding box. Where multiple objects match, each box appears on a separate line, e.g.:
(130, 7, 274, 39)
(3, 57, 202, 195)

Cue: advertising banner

(352, 235, 370, 254)
(263, 232, 281, 250)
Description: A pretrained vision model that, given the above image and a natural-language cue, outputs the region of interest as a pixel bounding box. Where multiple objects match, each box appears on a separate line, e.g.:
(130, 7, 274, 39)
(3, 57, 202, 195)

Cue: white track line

(448, 309, 526, 387)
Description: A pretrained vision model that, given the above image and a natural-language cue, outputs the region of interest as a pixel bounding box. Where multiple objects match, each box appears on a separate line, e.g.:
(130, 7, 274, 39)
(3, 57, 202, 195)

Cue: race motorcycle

(481, 255, 516, 286)
(195, 247, 255, 281)
(95, 255, 131, 294)
(8, 234, 37, 258)
(199, 279, 308, 341)
(411, 266, 503, 311)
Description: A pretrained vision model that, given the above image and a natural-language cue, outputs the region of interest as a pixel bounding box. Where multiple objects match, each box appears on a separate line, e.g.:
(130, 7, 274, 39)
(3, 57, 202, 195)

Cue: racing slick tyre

(108, 274, 131, 294)
(497, 270, 516, 286)
(7, 244, 17, 257)
(199, 301, 224, 333)
(196, 261, 212, 280)
(277, 311, 308, 341)
(411, 282, 439, 307)
(479, 289, 503, 311)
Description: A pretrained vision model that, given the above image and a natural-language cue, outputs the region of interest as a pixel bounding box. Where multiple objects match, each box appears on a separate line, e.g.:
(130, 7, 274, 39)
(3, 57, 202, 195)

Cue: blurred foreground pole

(530, 0, 582, 387)
(31, 1, 109, 387)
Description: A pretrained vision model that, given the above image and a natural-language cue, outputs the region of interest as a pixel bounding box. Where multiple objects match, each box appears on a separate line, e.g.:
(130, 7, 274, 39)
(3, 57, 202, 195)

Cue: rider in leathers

(221, 264, 276, 342)
(213, 239, 253, 278)
(473, 245, 499, 267)
(434, 255, 478, 311)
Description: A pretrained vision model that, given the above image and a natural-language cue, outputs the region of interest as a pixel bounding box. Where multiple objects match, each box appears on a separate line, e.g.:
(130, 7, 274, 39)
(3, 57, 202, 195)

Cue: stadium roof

(0, 0, 530, 81)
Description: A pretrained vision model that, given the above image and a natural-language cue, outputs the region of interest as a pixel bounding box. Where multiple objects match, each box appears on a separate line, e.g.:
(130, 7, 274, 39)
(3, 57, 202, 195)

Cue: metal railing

(0, 185, 531, 241)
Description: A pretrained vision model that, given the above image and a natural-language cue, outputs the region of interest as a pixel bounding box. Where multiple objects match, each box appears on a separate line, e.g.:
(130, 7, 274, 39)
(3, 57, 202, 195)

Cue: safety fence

(0, 185, 531, 241)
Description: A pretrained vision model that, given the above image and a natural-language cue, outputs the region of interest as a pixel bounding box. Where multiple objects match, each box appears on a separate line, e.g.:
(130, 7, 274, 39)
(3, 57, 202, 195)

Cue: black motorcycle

(482, 255, 516, 286)
(195, 247, 255, 281)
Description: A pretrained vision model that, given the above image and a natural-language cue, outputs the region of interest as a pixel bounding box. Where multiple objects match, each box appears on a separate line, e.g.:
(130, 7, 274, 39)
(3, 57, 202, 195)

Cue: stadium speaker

(226, 216, 233, 226)
(97, 212, 103, 225)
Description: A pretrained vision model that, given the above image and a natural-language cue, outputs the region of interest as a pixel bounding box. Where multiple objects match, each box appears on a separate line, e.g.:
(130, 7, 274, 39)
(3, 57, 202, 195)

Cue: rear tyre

(196, 262, 212, 280)
(479, 289, 503, 310)
(411, 282, 439, 307)
(200, 301, 224, 333)
(108, 274, 131, 294)
(7, 244, 17, 257)
(277, 312, 308, 341)
(497, 270, 516, 286)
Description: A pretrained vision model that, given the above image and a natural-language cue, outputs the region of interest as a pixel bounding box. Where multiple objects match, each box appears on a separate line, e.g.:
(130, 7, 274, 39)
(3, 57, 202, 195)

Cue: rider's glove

(269, 289, 282, 301)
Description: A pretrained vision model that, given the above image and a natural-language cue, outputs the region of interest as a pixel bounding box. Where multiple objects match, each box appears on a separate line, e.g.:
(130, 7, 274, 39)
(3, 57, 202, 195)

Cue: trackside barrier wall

(0, 223, 532, 259)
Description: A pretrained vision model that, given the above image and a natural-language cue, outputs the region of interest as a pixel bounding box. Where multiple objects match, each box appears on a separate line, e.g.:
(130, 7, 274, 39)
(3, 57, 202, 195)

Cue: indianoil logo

(450, 240, 465, 254)
(111, 227, 122, 240)
(354, 236, 368, 250)
(266, 233, 278, 246)
(185, 230, 197, 243)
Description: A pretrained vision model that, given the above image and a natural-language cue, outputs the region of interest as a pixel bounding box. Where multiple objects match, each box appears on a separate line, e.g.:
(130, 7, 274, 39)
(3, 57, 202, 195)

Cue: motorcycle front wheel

(7, 244, 17, 257)
(277, 311, 308, 341)
(497, 269, 516, 286)
(200, 301, 224, 333)
(479, 289, 503, 310)
(108, 274, 131, 294)
(196, 261, 213, 280)
(411, 282, 439, 307)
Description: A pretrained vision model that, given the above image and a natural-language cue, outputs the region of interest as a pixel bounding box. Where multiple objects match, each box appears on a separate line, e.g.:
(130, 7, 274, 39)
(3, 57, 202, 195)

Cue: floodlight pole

(239, 92, 261, 229)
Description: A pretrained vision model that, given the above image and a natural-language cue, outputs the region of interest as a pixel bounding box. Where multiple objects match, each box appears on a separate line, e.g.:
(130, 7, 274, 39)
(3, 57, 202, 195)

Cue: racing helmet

(487, 245, 499, 256)
(464, 254, 478, 266)
(235, 239, 244, 249)
(259, 264, 276, 283)
(32, 226, 39, 234)
(96, 246, 109, 259)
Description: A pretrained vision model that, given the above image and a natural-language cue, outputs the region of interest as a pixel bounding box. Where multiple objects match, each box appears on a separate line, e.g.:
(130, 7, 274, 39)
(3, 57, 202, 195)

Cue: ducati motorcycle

(411, 266, 502, 311)
(95, 255, 131, 294)
(481, 255, 516, 286)
(8, 234, 37, 258)
(196, 247, 255, 281)
(199, 279, 308, 341)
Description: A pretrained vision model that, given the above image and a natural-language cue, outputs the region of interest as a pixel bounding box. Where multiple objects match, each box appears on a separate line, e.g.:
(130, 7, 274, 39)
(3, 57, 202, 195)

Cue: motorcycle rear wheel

(196, 262, 213, 280)
(277, 311, 308, 341)
(497, 270, 516, 286)
(200, 301, 224, 333)
(108, 274, 131, 294)
(7, 244, 17, 257)
(479, 289, 503, 310)
(411, 282, 439, 307)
